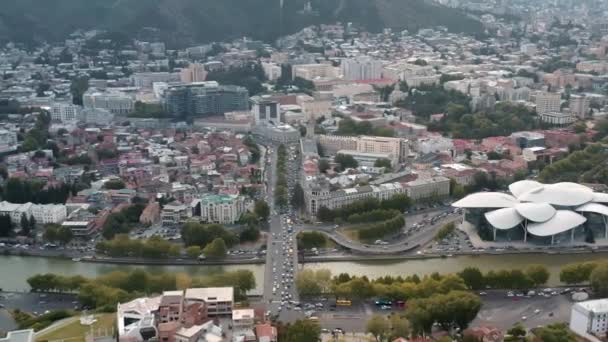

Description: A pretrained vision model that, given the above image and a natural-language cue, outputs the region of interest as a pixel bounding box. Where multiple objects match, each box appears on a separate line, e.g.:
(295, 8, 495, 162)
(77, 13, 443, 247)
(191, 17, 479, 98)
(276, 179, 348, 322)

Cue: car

(534, 309, 541, 314)
(479, 292, 487, 296)
(521, 316, 527, 321)
(321, 328, 330, 333)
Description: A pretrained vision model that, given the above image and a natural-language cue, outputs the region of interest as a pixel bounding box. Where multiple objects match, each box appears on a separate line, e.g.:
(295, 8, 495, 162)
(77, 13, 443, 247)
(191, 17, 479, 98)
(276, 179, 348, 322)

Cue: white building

(341, 56, 383, 81)
(131, 72, 180, 88)
(50, 103, 82, 123)
(82, 108, 115, 125)
(83, 89, 134, 115)
(199, 194, 248, 225)
(30, 204, 67, 224)
(262, 62, 282, 81)
(0, 129, 18, 154)
(570, 299, 608, 338)
(0, 201, 32, 226)
(535, 92, 561, 115)
(539, 111, 575, 125)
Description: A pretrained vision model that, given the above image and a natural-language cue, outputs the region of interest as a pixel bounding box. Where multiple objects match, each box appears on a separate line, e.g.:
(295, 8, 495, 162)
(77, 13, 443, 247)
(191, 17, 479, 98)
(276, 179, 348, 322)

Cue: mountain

(0, 0, 483, 47)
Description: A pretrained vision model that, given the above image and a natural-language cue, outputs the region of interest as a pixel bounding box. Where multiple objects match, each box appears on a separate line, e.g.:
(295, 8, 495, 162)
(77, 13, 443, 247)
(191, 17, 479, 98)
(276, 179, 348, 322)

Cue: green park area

(36, 314, 115, 342)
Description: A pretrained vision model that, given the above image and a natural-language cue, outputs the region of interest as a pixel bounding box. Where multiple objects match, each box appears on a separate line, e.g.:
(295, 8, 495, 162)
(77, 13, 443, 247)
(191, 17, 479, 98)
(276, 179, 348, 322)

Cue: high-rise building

(341, 56, 383, 81)
(535, 92, 561, 115)
(180, 63, 208, 83)
(50, 103, 81, 123)
(251, 96, 281, 125)
(570, 94, 590, 119)
(164, 82, 249, 117)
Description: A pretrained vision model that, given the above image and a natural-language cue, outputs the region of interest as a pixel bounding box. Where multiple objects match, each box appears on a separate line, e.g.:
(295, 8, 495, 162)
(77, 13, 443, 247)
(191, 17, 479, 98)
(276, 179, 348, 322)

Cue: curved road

(297, 213, 463, 254)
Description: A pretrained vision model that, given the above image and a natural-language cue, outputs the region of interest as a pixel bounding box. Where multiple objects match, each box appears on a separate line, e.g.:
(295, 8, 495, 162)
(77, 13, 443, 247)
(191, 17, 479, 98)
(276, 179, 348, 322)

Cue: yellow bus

(336, 299, 352, 306)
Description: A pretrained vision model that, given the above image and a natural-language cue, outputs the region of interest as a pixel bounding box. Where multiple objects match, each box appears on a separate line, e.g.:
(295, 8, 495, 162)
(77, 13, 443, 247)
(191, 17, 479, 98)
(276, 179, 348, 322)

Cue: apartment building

(570, 95, 590, 119)
(535, 92, 561, 115)
(198, 194, 248, 225)
(304, 181, 407, 216)
(341, 56, 383, 81)
(50, 103, 81, 123)
(405, 177, 451, 201)
(161, 202, 192, 226)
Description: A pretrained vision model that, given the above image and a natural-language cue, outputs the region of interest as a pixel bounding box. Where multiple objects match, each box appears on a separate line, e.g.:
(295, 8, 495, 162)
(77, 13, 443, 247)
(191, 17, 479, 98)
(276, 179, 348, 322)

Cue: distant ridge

(0, 0, 483, 46)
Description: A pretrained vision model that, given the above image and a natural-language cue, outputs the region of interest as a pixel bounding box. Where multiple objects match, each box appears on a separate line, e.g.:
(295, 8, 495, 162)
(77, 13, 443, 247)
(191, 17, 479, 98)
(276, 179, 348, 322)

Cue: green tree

(185, 246, 202, 259)
(458, 267, 485, 290)
(295, 269, 322, 296)
(389, 315, 410, 340)
(70, 76, 89, 105)
(367, 314, 390, 342)
(203, 238, 227, 258)
(104, 179, 126, 190)
(291, 183, 305, 210)
(318, 159, 331, 173)
(590, 263, 608, 297)
(374, 158, 392, 170)
(507, 323, 527, 338)
(254, 200, 270, 221)
(560, 262, 598, 284)
(335, 154, 358, 170)
(20, 213, 30, 236)
(533, 323, 576, 342)
(526, 264, 550, 287)
(0, 215, 13, 237)
(284, 320, 321, 342)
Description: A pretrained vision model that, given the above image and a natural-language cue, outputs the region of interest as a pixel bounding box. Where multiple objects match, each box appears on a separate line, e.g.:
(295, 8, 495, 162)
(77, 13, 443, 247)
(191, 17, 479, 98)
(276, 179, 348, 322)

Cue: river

(1, 253, 607, 293)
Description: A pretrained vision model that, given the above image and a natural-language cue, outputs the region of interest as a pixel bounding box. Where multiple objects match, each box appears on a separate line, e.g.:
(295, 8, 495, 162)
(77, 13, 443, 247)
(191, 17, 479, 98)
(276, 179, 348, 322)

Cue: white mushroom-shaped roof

(526, 211, 587, 237)
(514, 202, 556, 223)
(518, 184, 594, 207)
(484, 208, 524, 229)
(509, 180, 543, 198)
(576, 203, 608, 216)
(453, 192, 518, 208)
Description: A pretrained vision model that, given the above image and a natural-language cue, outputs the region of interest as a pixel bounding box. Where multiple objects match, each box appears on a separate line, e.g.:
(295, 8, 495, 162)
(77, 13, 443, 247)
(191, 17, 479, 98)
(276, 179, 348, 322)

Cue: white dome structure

(453, 180, 608, 243)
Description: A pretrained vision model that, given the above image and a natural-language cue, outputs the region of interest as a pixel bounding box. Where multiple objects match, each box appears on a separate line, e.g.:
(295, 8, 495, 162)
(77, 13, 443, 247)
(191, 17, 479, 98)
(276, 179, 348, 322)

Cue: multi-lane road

(262, 144, 302, 321)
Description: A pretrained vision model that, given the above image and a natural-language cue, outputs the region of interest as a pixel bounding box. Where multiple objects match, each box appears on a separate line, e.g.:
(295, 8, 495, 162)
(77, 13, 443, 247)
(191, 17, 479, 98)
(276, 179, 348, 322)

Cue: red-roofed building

(463, 326, 504, 342)
(255, 323, 277, 342)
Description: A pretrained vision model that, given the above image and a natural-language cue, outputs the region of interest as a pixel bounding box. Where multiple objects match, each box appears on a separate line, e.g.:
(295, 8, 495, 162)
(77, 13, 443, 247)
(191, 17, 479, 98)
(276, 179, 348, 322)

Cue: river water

(1, 253, 607, 293)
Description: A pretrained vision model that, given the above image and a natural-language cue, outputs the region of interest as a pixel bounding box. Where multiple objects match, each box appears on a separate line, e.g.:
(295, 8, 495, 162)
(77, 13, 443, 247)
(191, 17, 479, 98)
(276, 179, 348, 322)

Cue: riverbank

(3, 245, 608, 267)
(301, 247, 608, 263)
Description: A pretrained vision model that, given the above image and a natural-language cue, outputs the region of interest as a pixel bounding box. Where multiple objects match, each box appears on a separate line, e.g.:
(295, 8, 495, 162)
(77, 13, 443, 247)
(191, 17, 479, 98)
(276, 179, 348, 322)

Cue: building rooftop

(576, 299, 608, 313)
(0, 329, 34, 342)
(232, 308, 255, 320)
(185, 287, 233, 303)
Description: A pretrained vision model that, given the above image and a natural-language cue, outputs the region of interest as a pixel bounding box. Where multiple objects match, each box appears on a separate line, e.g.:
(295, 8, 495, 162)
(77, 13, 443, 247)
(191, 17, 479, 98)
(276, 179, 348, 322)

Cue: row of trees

(21, 111, 51, 152)
(96, 234, 181, 259)
(27, 269, 256, 310)
(297, 264, 554, 300)
(337, 117, 395, 137)
(43, 224, 74, 245)
(181, 222, 237, 252)
(274, 144, 289, 207)
(358, 215, 405, 241)
(3, 178, 71, 204)
(458, 265, 550, 290)
(560, 261, 608, 297)
(347, 209, 401, 224)
(317, 194, 412, 223)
